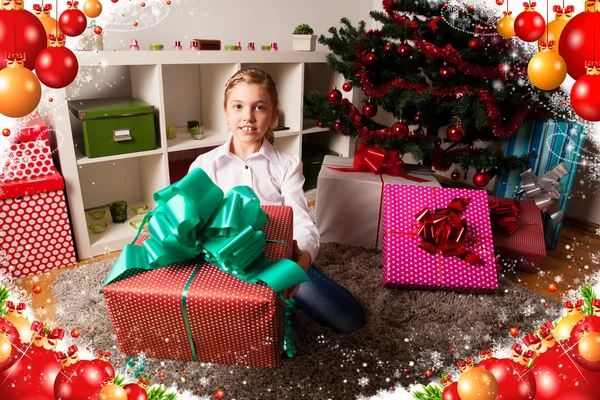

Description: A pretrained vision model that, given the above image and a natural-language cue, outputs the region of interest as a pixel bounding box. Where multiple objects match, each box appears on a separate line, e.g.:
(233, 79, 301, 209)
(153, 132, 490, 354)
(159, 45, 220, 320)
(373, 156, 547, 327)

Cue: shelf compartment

(75, 147, 163, 165)
(302, 124, 330, 135)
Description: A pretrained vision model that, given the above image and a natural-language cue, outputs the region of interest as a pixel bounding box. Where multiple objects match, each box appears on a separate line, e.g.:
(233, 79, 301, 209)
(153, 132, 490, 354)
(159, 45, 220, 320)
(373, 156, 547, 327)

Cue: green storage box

(68, 97, 157, 158)
(302, 143, 339, 191)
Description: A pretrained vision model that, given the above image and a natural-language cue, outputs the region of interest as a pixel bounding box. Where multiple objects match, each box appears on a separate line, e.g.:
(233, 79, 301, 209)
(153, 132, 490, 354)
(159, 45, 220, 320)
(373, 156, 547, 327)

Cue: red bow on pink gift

(415, 198, 484, 265)
(489, 198, 520, 236)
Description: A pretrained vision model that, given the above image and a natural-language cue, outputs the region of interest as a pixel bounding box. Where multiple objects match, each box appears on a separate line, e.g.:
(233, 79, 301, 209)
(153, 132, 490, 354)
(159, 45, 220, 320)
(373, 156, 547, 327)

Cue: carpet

(51, 243, 560, 399)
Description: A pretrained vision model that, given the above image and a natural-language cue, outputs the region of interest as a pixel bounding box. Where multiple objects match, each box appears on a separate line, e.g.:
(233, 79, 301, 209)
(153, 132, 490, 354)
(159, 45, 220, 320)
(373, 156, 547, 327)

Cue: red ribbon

(489, 198, 520, 236)
(592, 299, 600, 308)
(48, 328, 65, 341)
(540, 321, 555, 338)
(523, 333, 541, 348)
(31, 320, 45, 334)
(415, 198, 484, 265)
(512, 343, 524, 355)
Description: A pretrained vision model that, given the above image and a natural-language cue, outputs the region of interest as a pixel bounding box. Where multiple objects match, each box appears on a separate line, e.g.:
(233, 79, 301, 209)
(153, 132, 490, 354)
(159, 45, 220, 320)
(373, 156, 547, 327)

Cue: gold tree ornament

(539, 5, 574, 53)
(497, 11, 516, 38)
(34, 4, 63, 42)
(527, 40, 567, 90)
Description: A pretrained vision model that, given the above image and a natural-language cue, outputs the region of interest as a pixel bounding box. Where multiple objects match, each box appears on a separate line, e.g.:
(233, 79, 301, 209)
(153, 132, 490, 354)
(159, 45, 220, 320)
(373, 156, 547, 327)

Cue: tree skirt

(51, 243, 560, 399)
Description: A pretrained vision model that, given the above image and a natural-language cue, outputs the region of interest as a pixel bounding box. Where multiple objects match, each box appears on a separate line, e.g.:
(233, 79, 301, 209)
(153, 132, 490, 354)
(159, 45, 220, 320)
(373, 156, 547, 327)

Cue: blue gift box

(493, 120, 587, 249)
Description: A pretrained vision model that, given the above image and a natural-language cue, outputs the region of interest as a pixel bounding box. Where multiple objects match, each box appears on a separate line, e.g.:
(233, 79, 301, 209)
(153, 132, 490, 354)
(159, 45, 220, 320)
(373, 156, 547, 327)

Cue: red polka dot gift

(382, 185, 498, 293)
(101, 168, 308, 368)
(0, 115, 77, 278)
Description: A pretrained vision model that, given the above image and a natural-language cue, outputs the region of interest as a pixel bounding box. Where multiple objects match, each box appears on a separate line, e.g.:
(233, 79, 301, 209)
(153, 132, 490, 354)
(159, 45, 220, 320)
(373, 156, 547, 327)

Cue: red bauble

(446, 124, 465, 142)
(59, 8, 87, 37)
(496, 0, 504, 4)
(440, 66, 456, 78)
(342, 81, 352, 92)
(468, 37, 482, 50)
(478, 357, 536, 400)
(569, 316, 600, 371)
(559, 11, 600, 80)
(442, 382, 461, 400)
(54, 359, 115, 400)
(473, 171, 490, 187)
(451, 169, 461, 181)
(414, 113, 422, 123)
(1, 128, 9, 137)
(317, 121, 324, 128)
(0, 9, 47, 70)
(35, 46, 79, 89)
(94, 25, 102, 34)
(215, 389, 225, 399)
(362, 102, 377, 118)
(384, 42, 393, 52)
(397, 43, 411, 56)
(514, 10, 546, 42)
(392, 121, 408, 139)
(327, 88, 342, 105)
(366, 51, 377, 63)
(0, 344, 62, 400)
(123, 383, 148, 400)
(333, 120, 342, 130)
(570, 75, 600, 122)
(0, 319, 20, 372)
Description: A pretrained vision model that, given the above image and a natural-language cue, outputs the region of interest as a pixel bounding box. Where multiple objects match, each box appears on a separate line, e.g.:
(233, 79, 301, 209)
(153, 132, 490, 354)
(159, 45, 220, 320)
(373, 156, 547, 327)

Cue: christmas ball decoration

(98, 383, 128, 400)
(1, 128, 9, 136)
(362, 102, 377, 118)
(569, 316, 600, 371)
(578, 332, 600, 363)
(342, 81, 352, 92)
(442, 382, 461, 400)
(384, 42, 393, 52)
(473, 171, 490, 187)
(317, 121, 324, 128)
(514, 3, 546, 42)
(34, 4, 63, 44)
(451, 169, 460, 181)
(510, 327, 520, 337)
(478, 357, 536, 400)
(554, 313, 587, 340)
(559, 5, 600, 80)
(54, 357, 115, 400)
(59, 1, 87, 37)
(414, 112, 422, 123)
(397, 42, 411, 56)
(215, 389, 225, 399)
(496, 0, 504, 5)
(497, 12, 516, 38)
(327, 88, 342, 104)
(446, 124, 465, 142)
(570, 63, 600, 122)
(468, 36, 482, 50)
(392, 121, 408, 139)
(94, 25, 102, 34)
(123, 380, 149, 400)
(35, 35, 79, 89)
(71, 329, 80, 338)
(83, 0, 102, 18)
(457, 367, 498, 400)
(527, 42, 567, 90)
(548, 283, 558, 292)
(440, 66, 456, 78)
(32, 284, 42, 294)
(333, 120, 342, 131)
(0, 3, 47, 70)
(0, 319, 20, 372)
(2, 302, 33, 343)
(539, 6, 573, 54)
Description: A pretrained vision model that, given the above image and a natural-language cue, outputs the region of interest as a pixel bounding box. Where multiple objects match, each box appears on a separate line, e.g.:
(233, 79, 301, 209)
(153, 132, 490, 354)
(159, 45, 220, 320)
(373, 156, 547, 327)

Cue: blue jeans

(293, 265, 365, 334)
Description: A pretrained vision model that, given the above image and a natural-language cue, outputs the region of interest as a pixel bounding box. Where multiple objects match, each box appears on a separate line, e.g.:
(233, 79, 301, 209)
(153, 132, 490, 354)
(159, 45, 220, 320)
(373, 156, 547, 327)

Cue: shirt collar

(215, 133, 281, 166)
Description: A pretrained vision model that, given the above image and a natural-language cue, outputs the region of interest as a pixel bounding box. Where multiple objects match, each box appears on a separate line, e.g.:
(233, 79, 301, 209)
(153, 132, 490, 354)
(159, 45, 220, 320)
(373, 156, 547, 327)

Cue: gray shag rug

(51, 243, 560, 399)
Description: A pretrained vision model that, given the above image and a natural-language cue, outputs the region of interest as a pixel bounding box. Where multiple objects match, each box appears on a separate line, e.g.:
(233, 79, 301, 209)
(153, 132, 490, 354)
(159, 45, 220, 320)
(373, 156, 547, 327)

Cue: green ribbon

(102, 168, 309, 361)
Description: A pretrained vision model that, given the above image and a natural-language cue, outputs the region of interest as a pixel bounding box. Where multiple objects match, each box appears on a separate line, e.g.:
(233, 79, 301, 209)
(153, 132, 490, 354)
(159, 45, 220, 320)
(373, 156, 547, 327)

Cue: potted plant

(292, 23, 317, 52)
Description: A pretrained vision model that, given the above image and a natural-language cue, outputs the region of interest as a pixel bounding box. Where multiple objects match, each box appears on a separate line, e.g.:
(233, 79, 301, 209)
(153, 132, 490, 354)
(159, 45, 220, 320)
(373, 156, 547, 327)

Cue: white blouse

(188, 135, 320, 262)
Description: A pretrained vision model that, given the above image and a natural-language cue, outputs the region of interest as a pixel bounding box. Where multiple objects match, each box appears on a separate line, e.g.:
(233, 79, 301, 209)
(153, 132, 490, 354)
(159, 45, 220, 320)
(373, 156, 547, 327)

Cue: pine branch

(147, 385, 168, 400)
(581, 284, 596, 315)
(412, 382, 444, 400)
(113, 375, 127, 386)
(0, 285, 9, 316)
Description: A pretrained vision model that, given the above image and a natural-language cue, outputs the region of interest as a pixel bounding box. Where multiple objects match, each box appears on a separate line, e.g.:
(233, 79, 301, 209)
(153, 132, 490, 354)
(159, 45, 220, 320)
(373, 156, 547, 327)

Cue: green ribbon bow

(102, 168, 309, 360)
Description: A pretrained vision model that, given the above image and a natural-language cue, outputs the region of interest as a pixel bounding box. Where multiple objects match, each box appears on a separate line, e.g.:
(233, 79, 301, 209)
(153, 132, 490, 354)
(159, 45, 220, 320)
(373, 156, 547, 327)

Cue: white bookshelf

(49, 51, 358, 260)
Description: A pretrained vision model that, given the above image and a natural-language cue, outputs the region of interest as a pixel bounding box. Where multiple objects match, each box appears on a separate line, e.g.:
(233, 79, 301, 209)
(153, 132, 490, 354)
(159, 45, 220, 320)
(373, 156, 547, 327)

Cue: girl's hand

(289, 240, 311, 298)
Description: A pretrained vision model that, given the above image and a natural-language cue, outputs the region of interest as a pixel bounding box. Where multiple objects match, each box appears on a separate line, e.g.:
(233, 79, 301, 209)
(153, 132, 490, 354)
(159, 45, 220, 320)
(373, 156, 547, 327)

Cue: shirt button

(245, 165, 249, 170)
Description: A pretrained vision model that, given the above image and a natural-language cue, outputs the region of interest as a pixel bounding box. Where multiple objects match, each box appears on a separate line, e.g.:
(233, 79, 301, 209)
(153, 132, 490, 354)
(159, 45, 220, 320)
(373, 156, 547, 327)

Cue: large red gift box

(103, 205, 294, 368)
(489, 196, 546, 272)
(382, 185, 498, 293)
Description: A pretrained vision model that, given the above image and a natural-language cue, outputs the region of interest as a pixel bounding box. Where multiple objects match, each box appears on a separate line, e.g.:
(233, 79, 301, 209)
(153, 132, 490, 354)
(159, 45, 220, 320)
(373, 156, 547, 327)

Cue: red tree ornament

(123, 376, 150, 400)
(392, 121, 408, 139)
(1, 128, 9, 136)
(570, 62, 600, 122)
(397, 42, 411, 56)
(362, 101, 377, 118)
(414, 112, 422, 123)
(514, 2, 546, 42)
(333, 119, 342, 130)
(317, 121, 324, 128)
(569, 315, 600, 371)
(327, 88, 342, 104)
(35, 34, 79, 89)
(442, 382, 461, 400)
(559, 3, 600, 80)
(478, 356, 536, 400)
(468, 36, 483, 50)
(215, 389, 225, 399)
(59, 1, 87, 37)
(384, 42, 393, 52)
(0, 319, 20, 372)
(0, 0, 47, 70)
(440, 66, 456, 78)
(446, 124, 465, 142)
(496, 0, 505, 4)
(366, 50, 377, 63)
(342, 81, 352, 92)
(451, 169, 461, 180)
(473, 171, 490, 187)
(54, 350, 115, 400)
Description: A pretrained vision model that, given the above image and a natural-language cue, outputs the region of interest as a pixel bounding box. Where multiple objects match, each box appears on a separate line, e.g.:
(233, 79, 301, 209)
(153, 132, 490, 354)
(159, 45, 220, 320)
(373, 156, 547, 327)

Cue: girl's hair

(224, 66, 279, 145)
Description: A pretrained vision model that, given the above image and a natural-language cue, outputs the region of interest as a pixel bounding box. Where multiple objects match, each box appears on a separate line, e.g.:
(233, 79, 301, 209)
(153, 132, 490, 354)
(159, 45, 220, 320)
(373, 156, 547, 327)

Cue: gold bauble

(554, 313, 587, 340)
(538, 19, 569, 53)
(578, 331, 600, 362)
(527, 51, 567, 90)
(98, 383, 128, 400)
(0, 336, 12, 363)
(2, 315, 32, 343)
(83, 0, 103, 18)
(0, 66, 42, 118)
(497, 15, 515, 39)
(39, 16, 63, 43)
(457, 367, 499, 400)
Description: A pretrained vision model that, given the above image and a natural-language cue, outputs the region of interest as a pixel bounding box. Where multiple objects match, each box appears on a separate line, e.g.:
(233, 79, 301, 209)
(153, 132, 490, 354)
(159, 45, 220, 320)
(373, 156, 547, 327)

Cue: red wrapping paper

(489, 196, 546, 272)
(103, 205, 294, 368)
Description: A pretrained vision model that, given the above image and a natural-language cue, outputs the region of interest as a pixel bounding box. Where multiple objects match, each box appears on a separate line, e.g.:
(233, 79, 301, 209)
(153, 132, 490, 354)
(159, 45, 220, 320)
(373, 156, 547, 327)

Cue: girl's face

(224, 82, 278, 146)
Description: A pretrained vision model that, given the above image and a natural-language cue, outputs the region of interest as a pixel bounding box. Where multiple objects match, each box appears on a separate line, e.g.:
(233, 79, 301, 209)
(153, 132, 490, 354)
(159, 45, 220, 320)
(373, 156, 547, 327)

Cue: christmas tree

(304, 0, 561, 183)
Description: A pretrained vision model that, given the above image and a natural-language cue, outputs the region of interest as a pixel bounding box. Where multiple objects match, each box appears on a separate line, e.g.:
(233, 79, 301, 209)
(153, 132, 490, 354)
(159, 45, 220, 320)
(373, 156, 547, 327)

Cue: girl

(188, 66, 365, 335)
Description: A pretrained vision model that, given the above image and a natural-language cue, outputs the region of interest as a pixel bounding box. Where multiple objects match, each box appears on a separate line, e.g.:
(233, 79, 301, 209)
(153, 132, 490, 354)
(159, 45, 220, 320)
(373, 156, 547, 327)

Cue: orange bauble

(98, 383, 128, 400)
(579, 332, 600, 362)
(0, 62, 42, 119)
(457, 367, 498, 400)
(83, 0, 103, 18)
(555, 313, 587, 340)
(527, 45, 567, 90)
(2, 315, 32, 343)
(539, 19, 569, 53)
(497, 13, 516, 38)
(39, 16, 63, 43)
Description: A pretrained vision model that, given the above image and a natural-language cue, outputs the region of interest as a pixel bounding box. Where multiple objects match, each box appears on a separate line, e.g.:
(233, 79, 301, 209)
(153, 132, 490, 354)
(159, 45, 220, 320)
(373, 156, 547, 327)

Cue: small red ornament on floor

(141, 2, 145, 6)
(317, 121, 324, 128)
(166, 0, 171, 4)
(548, 283, 558, 292)
(215, 389, 225, 399)
(158, 371, 165, 378)
(342, 81, 352, 92)
(473, 171, 490, 187)
(451, 169, 461, 181)
(362, 101, 377, 118)
(32, 285, 41, 294)
(70, 329, 80, 338)
(93, 26, 102, 34)
(133, 21, 139, 27)
(1, 128, 10, 137)
(327, 88, 342, 105)
(425, 370, 432, 377)
(510, 327, 520, 337)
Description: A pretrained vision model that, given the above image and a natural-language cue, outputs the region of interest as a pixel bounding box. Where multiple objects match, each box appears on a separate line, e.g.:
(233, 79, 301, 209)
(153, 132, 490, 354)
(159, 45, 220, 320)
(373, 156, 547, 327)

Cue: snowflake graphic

(358, 377, 370, 387)
(591, 252, 600, 265)
(198, 377, 210, 387)
(521, 303, 536, 317)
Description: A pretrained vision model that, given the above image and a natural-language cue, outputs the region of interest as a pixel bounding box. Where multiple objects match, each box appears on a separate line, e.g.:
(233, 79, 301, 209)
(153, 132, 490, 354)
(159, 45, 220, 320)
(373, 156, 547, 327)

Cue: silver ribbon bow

(518, 163, 569, 223)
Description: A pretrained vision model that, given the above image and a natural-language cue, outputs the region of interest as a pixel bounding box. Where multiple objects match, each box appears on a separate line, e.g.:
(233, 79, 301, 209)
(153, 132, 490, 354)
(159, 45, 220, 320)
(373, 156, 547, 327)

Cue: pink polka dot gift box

(382, 185, 499, 293)
(102, 205, 297, 368)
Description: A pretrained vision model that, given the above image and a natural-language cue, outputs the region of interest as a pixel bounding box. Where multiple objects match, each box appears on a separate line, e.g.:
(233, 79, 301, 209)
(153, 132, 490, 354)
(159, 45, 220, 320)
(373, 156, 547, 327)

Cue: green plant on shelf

(293, 24, 314, 35)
